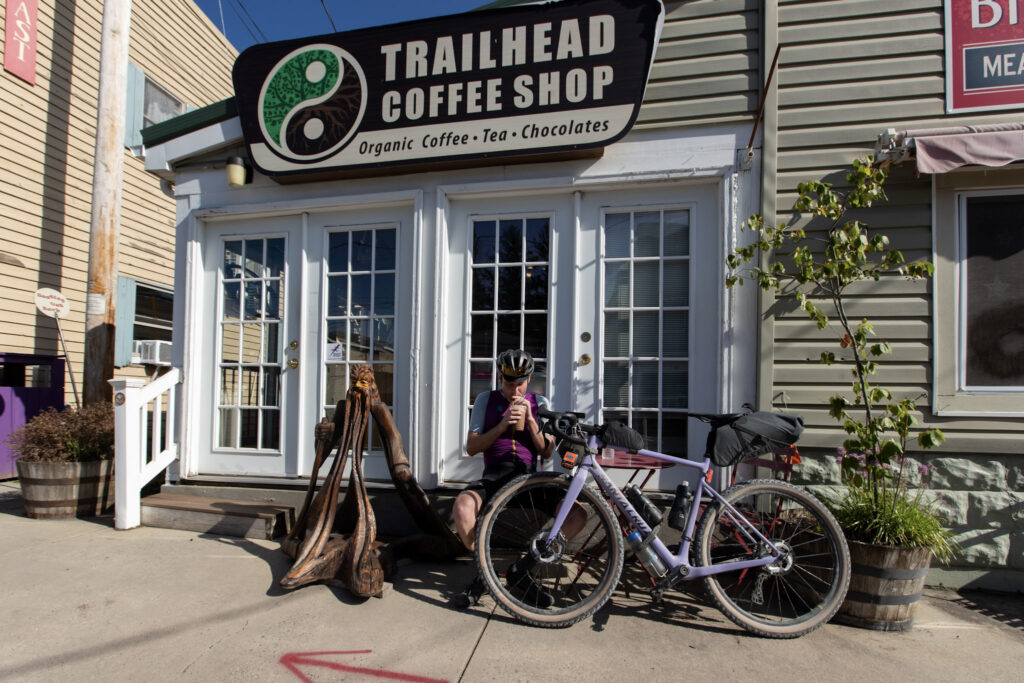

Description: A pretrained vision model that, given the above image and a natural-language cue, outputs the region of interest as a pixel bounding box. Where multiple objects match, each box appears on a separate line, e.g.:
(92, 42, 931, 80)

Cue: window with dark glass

(963, 194, 1024, 389)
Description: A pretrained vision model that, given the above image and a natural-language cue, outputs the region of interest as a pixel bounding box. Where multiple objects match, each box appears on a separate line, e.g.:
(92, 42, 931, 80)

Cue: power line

(320, 0, 337, 32)
(225, 0, 268, 44)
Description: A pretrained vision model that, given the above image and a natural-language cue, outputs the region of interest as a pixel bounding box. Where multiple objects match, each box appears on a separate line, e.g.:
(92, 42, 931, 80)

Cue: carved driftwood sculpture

(281, 364, 461, 597)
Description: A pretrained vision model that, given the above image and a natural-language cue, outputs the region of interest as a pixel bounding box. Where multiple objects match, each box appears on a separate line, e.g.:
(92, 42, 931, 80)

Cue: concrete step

(161, 482, 460, 538)
(141, 492, 296, 540)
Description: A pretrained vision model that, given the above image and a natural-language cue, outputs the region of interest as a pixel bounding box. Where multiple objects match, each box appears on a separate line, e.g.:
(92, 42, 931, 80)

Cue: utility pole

(84, 0, 132, 404)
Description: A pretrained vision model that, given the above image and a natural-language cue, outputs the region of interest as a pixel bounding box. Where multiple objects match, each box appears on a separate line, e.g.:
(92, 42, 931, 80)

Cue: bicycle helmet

(496, 349, 534, 383)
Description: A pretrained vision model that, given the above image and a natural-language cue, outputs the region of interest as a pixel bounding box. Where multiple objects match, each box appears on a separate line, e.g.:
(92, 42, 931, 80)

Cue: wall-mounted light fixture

(226, 156, 252, 188)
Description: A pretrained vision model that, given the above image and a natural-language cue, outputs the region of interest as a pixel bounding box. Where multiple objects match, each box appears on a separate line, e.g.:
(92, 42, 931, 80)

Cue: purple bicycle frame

(543, 435, 783, 580)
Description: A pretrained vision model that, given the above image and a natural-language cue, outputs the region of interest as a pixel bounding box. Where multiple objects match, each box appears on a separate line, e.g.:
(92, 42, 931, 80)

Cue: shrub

(7, 403, 115, 463)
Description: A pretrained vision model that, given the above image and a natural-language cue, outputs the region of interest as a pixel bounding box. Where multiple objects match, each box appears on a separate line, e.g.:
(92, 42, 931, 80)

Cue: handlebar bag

(597, 421, 646, 452)
(708, 411, 804, 467)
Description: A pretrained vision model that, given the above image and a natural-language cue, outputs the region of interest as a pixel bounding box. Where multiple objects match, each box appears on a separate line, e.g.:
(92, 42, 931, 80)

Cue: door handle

(287, 358, 299, 369)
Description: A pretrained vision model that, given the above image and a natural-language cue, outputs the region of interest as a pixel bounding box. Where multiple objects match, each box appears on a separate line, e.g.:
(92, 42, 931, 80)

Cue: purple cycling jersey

(481, 390, 540, 469)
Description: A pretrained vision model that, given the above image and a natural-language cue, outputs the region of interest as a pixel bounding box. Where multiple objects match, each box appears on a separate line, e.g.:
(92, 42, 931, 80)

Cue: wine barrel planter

(834, 540, 932, 631)
(15, 459, 114, 519)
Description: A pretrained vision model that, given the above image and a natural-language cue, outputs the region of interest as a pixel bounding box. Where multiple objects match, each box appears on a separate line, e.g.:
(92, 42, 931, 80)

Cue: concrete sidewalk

(1, 479, 1022, 682)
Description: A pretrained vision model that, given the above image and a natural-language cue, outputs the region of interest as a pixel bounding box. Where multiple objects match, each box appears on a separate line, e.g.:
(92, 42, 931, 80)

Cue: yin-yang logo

(257, 44, 366, 163)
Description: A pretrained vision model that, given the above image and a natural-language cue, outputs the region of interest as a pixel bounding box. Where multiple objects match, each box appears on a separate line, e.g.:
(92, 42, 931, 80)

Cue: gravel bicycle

(473, 409, 851, 638)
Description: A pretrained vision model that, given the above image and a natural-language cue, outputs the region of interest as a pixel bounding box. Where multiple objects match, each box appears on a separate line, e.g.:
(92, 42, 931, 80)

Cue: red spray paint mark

(279, 650, 448, 683)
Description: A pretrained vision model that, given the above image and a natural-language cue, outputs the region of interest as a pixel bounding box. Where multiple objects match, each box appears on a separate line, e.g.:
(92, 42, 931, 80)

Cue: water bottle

(667, 482, 693, 531)
(624, 484, 663, 528)
(626, 529, 667, 578)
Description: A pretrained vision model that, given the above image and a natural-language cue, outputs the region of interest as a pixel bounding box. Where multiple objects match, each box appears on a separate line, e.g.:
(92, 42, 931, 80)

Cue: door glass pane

(222, 323, 240, 362)
(604, 361, 628, 407)
(601, 207, 691, 452)
(352, 230, 373, 270)
(632, 311, 658, 356)
(352, 274, 371, 314)
(633, 262, 659, 307)
(375, 273, 395, 316)
(473, 221, 496, 264)
(605, 213, 630, 258)
(218, 408, 237, 448)
(328, 275, 348, 316)
(498, 267, 521, 310)
(471, 315, 494, 356)
(664, 261, 689, 307)
(245, 240, 263, 277)
(605, 262, 630, 307)
(664, 210, 689, 257)
(523, 314, 547, 358)
(322, 225, 398, 450)
(497, 313, 521, 351)
(604, 312, 629, 357)
(524, 266, 548, 309)
(473, 268, 495, 311)
(635, 211, 660, 257)
(329, 232, 349, 272)
(223, 283, 241, 320)
(376, 229, 396, 270)
(217, 235, 287, 452)
(499, 219, 522, 263)
(224, 241, 243, 278)
(663, 311, 688, 358)
(525, 217, 550, 261)
(267, 238, 285, 277)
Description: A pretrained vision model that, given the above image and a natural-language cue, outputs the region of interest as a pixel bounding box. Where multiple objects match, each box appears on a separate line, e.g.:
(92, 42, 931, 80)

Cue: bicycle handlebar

(538, 408, 754, 449)
(537, 408, 596, 447)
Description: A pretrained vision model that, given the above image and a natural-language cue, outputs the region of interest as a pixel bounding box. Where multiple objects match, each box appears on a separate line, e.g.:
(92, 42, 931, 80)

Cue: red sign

(947, 0, 1024, 112)
(4, 0, 38, 85)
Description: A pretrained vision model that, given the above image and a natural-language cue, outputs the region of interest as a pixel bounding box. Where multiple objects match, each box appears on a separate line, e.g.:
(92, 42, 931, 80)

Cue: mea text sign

(947, 0, 1024, 112)
(233, 0, 664, 178)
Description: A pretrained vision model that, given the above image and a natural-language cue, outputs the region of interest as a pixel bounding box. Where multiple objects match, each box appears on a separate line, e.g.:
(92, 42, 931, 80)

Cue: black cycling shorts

(463, 461, 565, 517)
(463, 460, 529, 506)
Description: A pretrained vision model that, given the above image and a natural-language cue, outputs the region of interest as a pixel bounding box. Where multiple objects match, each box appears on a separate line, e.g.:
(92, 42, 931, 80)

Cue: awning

(876, 123, 1024, 174)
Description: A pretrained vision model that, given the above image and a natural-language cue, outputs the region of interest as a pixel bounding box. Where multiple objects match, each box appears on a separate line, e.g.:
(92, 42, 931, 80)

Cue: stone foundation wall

(791, 450, 1024, 592)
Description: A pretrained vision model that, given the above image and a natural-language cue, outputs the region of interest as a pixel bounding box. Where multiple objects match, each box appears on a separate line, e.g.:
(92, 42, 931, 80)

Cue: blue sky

(194, 0, 491, 53)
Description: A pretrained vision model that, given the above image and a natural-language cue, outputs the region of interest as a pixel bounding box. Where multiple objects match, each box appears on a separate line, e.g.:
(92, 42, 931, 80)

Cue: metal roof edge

(141, 97, 238, 148)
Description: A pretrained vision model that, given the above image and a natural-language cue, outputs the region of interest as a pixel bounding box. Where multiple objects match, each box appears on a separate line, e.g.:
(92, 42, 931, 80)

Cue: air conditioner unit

(133, 340, 172, 366)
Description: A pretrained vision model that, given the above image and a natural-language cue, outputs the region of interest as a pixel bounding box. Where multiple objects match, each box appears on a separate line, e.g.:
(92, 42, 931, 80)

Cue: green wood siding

(764, 0, 1024, 452)
(635, 0, 760, 129)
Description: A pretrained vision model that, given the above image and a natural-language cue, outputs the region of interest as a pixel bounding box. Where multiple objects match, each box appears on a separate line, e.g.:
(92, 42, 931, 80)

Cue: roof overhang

(876, 123, 1024, 174)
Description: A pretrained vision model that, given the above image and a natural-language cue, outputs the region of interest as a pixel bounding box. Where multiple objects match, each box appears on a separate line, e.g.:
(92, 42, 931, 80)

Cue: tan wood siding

(767, 0, 1024, 451)
(0, 0, 236, 405)
(636, 0, 760, 129)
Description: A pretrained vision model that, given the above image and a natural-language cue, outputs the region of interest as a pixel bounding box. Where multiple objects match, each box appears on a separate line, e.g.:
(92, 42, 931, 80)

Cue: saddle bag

(708, 411, 804, 467)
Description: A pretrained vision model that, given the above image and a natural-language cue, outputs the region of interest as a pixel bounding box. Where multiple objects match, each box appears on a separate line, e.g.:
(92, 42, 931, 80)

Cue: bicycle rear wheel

(475, 473, 623, 628)
(695, 479, 850, 638)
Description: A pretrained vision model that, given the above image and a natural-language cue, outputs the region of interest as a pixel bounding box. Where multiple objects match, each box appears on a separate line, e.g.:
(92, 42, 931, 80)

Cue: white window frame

(933, 167, 1024, 416)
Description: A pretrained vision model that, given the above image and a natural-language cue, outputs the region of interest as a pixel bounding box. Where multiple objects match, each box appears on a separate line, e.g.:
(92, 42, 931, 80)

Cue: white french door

(197, 205, 412, 480)
(200, 216, 303, 476)
(442, 183, 721, 491)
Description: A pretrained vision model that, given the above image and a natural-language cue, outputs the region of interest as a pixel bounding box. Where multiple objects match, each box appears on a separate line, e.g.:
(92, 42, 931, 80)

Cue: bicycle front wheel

(475, 473, 623, 628)
(695, 479, 850, 638)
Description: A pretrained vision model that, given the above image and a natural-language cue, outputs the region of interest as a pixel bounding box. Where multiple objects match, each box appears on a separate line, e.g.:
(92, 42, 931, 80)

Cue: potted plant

(7, 402, 115, 519)
(726, 156, 957, 630)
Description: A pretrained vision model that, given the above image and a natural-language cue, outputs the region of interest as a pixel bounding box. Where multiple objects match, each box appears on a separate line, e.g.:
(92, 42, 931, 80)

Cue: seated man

(452, 349, 585, 608)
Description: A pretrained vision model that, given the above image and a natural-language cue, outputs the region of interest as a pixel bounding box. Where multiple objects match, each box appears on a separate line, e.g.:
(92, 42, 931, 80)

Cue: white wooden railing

(110, 367, 181, 530)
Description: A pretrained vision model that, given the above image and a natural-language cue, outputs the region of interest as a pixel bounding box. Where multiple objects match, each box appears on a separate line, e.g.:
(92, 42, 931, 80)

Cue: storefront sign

(233, 0, 664, 178)
(946, 0, 1024, 112)
(4, 0, 38, 85)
